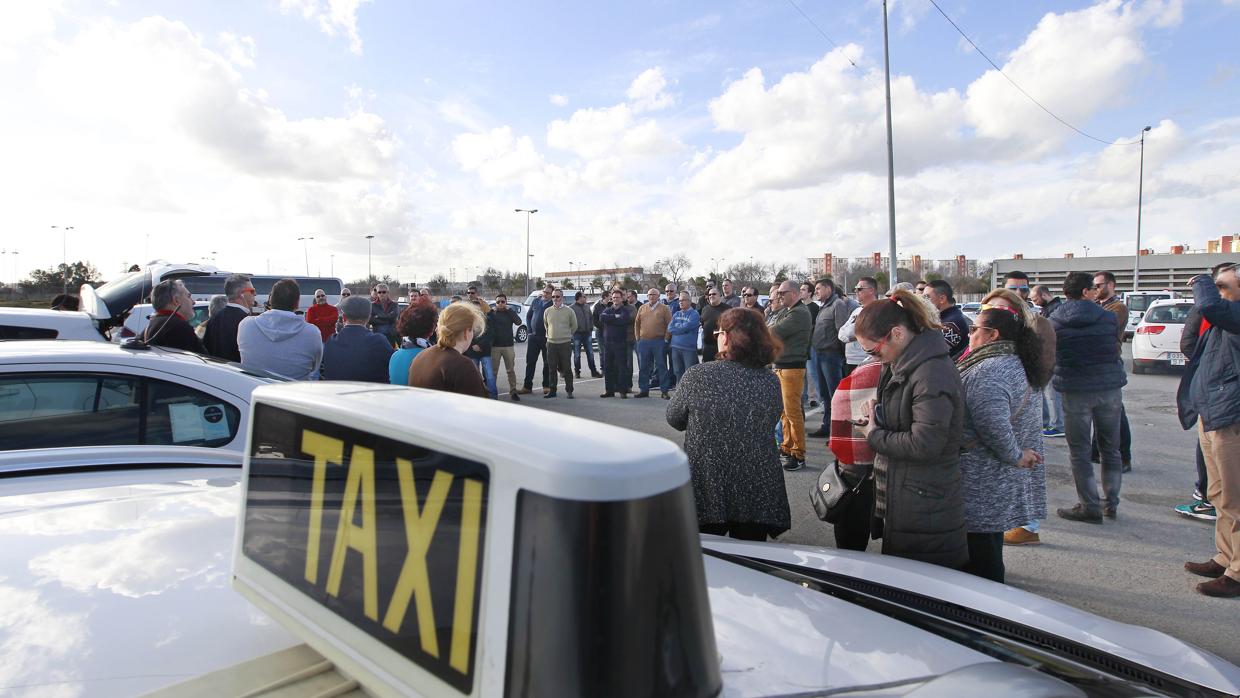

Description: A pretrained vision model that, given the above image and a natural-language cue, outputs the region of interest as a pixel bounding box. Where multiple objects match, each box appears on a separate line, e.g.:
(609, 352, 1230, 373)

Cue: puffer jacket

(1049, 299, 1126, 394)
(1178, 276, 1240, 432)
(866, 329, 968, 569)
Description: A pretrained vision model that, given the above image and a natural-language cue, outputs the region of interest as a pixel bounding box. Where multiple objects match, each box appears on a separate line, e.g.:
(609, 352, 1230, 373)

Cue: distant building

(808, 253, 977, 279)
(995, 247, 1233, 293)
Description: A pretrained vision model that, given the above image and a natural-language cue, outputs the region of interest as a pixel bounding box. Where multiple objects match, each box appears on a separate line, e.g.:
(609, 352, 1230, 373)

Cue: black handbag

(810, 461, 867, 524)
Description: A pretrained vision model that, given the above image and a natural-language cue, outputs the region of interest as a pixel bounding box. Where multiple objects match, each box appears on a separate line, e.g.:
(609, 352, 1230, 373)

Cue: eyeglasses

(707, 292, 718, 296)
(341, 291, 351, 296)
(377, 290, 389, 294)
(240, 287, 256, 294)
(742, 293, 755, 297)
(552, 295, 563, 299)
(314, 295, 326, 299)
(713, 328, 726, 336)
(467, 290, 476, 294)
(863, 335, 889, 357)
(1005, 285, 1029, 292)
(853, 286, 871, 292)
(969, 325, 996, 334)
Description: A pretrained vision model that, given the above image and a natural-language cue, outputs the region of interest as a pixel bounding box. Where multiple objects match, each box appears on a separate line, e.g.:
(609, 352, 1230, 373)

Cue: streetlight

(365, 235, 375, 282)
(515, 208, 538, 294)
(1133, 125, 1153, 293)
(51, 225, 74, 294)
(881, 0, 898, 286)
(1082, 244, 1091, 258)
(297, 237, 314, 276)
(330, 254, 335, 277)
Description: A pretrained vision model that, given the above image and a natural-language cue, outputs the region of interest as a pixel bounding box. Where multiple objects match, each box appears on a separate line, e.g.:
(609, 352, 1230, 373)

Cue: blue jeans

(804, 349, 821, 403)
(1063, 388, 1124, 513)
(670, 346, 698, 384)
(472, 356, 497, 399)
(636, 339, 668, 393)
(571, 333, 597, 373)
(1042, 385, 1064, 431)
(603, 342, 628, 394)
(813, 352, 846, 430)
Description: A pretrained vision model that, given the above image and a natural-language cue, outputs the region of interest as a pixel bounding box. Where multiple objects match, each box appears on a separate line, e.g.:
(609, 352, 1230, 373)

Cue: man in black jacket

(922, 280, 970, 359)
(145, 279, 205, 354)
(1033, 284, 1065, 438)
(203, 273, 254, 361)
(1053, 272, 1127, 524)
(490, 294, 523, 401)
(1179, 263, 1240, 596)
(699, 288, 728, 362)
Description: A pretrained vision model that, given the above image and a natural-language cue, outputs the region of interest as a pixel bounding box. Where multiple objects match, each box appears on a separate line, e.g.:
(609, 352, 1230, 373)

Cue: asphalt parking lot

(502, 342, 1238, 663)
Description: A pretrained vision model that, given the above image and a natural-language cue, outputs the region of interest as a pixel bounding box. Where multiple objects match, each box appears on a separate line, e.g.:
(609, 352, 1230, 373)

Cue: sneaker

(634, 392, 649, 398)
(510, 392, 520, 402)
(780, 454, 805, 471)
(575, 370, 581, 378)
(544, 391, 557, 399)
(1003, 527, 1041, 545)
(1057, 504, 1103, 524)
(809, 399, 819, 408)
(621, 392, 628, 399)
(566, 392, 574, 399)
(591, 371, 604, 378)
(543, 387, 551, 395)
(1104, 506, 1117, 520)
(806, 427, 828, 438)
(661, 391, 669, 400)
(1122, 460, 1132, 473)
(600, 392, 616, 398)
(1042, 427, 1065, 438)
(517, 387, 532, 395)
(1175, 500, 1217, 521)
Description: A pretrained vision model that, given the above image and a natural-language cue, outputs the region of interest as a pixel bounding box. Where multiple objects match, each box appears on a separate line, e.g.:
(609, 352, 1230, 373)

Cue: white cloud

(217, 31, 256, 68)
(550, 93, 569, 107)
(279, 0, 371, 55)
(626, 67, 675, 113)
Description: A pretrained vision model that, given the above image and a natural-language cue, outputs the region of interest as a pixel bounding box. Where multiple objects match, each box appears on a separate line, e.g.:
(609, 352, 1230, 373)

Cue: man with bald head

(770, 280, 813, 470)
(635, 287, 673, 398)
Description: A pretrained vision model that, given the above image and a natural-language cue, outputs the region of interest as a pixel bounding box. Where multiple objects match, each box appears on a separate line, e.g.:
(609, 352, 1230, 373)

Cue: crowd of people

(135, 263, 1239, 596)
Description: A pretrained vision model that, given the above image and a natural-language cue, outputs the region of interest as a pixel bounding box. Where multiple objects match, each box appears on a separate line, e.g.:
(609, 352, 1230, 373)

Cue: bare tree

(650, 253, 691, 287)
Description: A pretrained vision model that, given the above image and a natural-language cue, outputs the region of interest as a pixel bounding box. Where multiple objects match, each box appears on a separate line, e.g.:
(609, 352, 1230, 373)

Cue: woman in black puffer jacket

(855, 290, 969, 570)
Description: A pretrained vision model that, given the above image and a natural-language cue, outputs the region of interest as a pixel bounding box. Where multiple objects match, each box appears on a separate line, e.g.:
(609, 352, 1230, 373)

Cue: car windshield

(1128, 295, 1170, 313)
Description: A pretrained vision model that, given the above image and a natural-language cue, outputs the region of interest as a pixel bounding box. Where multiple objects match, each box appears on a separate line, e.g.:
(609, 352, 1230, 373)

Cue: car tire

(517, 326, 528, 343)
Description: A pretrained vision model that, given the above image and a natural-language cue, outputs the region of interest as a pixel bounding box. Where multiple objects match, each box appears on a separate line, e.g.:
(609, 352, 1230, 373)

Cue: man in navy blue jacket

(1052, 272, 1127, 524)
(520, 285, 553, 395)
(321, 295, 394, 383)
(1178, 263, 1240, 597)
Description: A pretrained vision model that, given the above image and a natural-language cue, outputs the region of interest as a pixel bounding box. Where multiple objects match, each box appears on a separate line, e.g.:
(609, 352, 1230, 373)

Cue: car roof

(1148, 298, 1193, 307)
(0, 340, 284, 385)
(0, 307, 97, 325)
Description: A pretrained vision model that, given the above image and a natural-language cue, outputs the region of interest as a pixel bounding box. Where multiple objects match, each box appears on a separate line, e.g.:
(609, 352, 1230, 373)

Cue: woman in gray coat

(667, 308, 791, 540)
(957, 306, 1048, 583)
(856, 290, 969, 570)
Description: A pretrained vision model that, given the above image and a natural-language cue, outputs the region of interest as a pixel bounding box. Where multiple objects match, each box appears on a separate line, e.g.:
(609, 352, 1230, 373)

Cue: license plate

(1169, 353, 1186, 366)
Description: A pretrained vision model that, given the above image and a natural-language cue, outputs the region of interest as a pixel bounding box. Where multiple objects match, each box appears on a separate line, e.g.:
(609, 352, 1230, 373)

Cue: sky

(1, 0, 1237, 285)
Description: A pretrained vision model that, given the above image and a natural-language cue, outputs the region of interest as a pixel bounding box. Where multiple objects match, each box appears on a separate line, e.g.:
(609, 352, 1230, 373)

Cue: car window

(0, 374, 141, 449)
(144, 379, 240, 447)
(1128, 294, 1171, 313)
(1146, 305, 1192, 324)
(0, 325, 60, 340)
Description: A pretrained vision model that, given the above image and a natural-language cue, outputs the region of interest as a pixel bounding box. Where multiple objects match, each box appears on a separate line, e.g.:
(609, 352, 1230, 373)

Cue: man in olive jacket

(770, 280, 813, 470)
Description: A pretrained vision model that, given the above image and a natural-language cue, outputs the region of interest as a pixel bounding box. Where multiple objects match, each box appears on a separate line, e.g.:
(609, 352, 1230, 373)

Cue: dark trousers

(522, 335, 549, 390)
(571, 333, 597, 373)
(843, 363, 857, 378)
(624, 340, 635, 392)
(700, 522, 780, 541)
(546, 341, 573, 393)
(832, 474, 874, 552)
(813, 351, 846, 430)
(1091, 403, 1132, 463)
(664, 341, 677, 389)
(1197, 441, 1210, 501)
(702, 343, 718, 362)
(603, 342, 627, 394)
(965, 532, 1005, 583)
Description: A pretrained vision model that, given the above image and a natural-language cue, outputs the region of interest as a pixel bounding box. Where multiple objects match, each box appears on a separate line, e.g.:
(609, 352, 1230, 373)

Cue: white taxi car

(1132, 299, 1195, 374)
(0, 340, 282, 473)
(0, 307, 107, 342)
(5, 383, 1233, 697)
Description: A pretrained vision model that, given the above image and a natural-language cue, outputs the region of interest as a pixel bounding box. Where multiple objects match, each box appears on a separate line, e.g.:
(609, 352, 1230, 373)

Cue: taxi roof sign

(232, 383, 720, 697)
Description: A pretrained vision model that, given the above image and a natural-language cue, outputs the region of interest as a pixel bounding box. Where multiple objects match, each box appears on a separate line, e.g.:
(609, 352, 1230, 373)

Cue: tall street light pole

(515, 208, 538, 295)
(365, 235, 375, 283)
(297, 236, 314, 276)
(881, 0, 898, 287)
(1133, 125, 1153, 293)
(52, 225, 74, 294)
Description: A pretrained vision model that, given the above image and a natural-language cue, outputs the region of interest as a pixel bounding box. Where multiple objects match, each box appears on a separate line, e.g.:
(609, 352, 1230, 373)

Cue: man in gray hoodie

(238, 278, 325, 380)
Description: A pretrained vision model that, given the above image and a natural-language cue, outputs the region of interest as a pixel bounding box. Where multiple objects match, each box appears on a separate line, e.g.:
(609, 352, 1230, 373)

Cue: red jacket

(304, 303, 339, 342)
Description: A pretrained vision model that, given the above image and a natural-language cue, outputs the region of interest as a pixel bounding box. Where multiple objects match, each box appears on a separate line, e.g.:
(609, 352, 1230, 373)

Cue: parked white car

(0, 307, 107, 342)
(0, 340, 284, 473)
(1131, 298, 1194, 373)
(1123, 290, 1175, 339)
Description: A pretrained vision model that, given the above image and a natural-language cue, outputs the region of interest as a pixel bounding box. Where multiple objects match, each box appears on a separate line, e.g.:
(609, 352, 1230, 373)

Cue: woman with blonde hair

(856, 289, 968, 569)
(408, 301, 488, 398)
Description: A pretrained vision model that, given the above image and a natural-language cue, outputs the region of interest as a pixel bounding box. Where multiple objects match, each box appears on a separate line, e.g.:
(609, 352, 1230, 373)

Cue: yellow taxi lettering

(381, 462, 452, 657)
(449, 477, 484, 675)
(325, 445, 380, 621)
(301, 429, 344, 585)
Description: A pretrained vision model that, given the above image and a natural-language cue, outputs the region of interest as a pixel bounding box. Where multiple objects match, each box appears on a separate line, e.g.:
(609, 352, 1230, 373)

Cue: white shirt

(838, 305, 867, 365)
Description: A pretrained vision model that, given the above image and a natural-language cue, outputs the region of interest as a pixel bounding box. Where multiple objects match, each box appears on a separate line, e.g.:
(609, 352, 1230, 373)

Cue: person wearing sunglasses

(304, 288, 339, 343)
(839, 276, 881, 374)
(666, 307, 789, 542)
(542, 289, 577, 399)
(854, 289, 968, 570)
(368, 284, 399, 348)
(740, 286, 763, 316)
(1002, 271, 1034, 308)
(955, 305, 1048, 583)
(1050, 271, 1127, 526)
(203, 273, 255, 362)
(1179, 262, 1240, 597)
(769, 280, 813, 471)
(699, 287, 729, 362)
